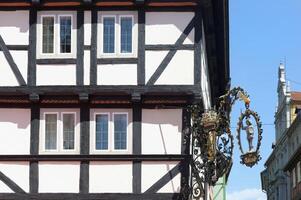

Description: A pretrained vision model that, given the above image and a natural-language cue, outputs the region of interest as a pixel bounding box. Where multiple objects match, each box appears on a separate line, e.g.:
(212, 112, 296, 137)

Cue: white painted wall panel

(11, 51, 28, 83)
(0, 52, 19, 86)
(142, 109, 182, 154)
(0, 162, 29, 193)
(39, 162, 80, 193)
(36, 65, 76, 85)
(145, 12, 194, 45)
(0, 109, 30, 154)
(145, 50, 194, 85)
(84, 50, 90, 85)
(84, 11, 91, 46)
(89, 162, 132, 193)
(0, 11, 29, 45)
(97, 64, 137, 85)
(141, 161, 180, 193)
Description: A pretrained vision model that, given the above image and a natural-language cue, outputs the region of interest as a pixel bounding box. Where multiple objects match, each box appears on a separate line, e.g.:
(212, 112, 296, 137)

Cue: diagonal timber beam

(146, 17, 195, 85)
(0, 171, 26, 193)
(0, 35, 26, 86)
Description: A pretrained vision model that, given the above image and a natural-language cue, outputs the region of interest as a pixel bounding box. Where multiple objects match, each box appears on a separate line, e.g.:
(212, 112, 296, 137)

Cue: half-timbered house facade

(0, 0, 229, 199)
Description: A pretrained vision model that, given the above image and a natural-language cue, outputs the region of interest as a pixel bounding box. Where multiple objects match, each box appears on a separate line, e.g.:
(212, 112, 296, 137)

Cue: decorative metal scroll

(188, 87, 263, 199)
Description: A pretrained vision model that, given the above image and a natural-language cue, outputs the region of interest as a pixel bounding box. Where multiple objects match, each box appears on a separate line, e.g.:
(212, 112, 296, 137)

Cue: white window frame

(92, 112, 111, 153)
(100, 15, 117, 57)
(98, 11, 137, 58)
(37, 11, 77, 59)
(112, 112, 129, 151)
(42, 112, 59, 152)
(90, 109, 132, 154)
(41, 15, 56, 56)
(58, 14, 73, 55)
(40, 109, 79, 154)
(60, 112, 77, 152)
(119, 15, 134, 55)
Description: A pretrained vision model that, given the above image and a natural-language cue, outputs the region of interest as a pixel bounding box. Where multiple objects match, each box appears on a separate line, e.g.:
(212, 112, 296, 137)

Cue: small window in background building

(103, 17, 115, 53)
(45, 114, 57, 150)
(42, 16, 54, 54)
(95, 114, 109, 150)
(120, 17, 132, 53)
(114, 114, 127, 150)
(63, 113, 75, 150)
(60, 16, 72, 53)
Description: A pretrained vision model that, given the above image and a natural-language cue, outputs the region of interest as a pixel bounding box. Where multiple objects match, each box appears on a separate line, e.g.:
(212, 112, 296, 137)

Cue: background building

(261, 64, 301, 200)
(0, 0, 229, 199)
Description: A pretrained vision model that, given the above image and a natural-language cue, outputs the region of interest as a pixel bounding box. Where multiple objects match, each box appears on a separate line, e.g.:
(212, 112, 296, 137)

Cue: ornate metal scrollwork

(188, 87, 263, 199)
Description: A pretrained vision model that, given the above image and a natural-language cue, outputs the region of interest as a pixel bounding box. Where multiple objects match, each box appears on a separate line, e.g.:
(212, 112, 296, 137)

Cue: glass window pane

(45, 114, 57, 150)
(120, 17, 132, 53)
(60, 16, 72, 53)
(63, 114, 75, 150)
(114, 114, 127, 150)
(42, 17, 54, 54)
(96, 114, 109, 150)
(103, 17, 115, 53)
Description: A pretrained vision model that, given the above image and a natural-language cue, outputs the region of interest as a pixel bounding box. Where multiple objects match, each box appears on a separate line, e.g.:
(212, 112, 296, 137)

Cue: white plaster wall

(0, 52, 19, 86)
(97, 64, 137, 85)
(142, 109, 182, 154)
(0, 11, 29, 45)
(84, 50, 90, 85)
(0, 51, 28, 86)
(36, 65, 76, 85)
(141, 161, 180, 193)
(84, 11, 91, 46)
(145, 12, 194, 45)
(39, 162, 80, 193)
(0, 109, 30, 154)
(89, 161, 132, 193)
(145, 50, 194, 85)
(0, 162, 29, 193)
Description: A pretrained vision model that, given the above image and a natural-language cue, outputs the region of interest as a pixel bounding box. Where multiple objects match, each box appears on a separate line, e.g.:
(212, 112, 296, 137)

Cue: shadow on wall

(0, 109, 30, 129)
(146, 12, 194, 43)
(0, 11, 29, 33)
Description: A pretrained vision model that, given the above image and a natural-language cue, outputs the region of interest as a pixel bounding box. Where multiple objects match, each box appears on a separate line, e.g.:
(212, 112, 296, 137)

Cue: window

(99, 12, 137, 57)
(37, 12, 76, 58)
(91, 110, 131, 153)
(40, 110, 79, 153)
(293, 167, 296, 188)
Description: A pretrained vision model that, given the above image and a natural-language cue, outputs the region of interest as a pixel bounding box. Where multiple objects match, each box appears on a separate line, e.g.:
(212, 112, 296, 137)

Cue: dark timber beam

(27, 8, 37, 86)
(144, 161, 183, 193)
(0, 35, 26, 86)
(137, 8, 145, 85)
(90, 8, 97, 85)
(0, 171, 26, 193)
(0, 193, 181, 200)
(76, 9, 84, 85)
(146, 17, 195, 85)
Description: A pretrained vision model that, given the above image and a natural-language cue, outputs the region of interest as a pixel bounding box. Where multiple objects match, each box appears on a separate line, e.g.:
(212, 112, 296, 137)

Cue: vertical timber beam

(29, 102, 40, 193)
(90, 9, 97, 85)
(181, 108, 191, 193)
(132, 95, 142, 193)
(76, 10, 84, 85)
(79, 102, 90, 193)
(194, 5, 202, 85)
(137, 8, 145, 85)
(27, 8, 37, 86)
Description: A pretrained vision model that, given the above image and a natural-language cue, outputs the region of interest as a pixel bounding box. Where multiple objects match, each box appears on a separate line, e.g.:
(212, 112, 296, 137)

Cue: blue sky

(227, 1, 301, 199)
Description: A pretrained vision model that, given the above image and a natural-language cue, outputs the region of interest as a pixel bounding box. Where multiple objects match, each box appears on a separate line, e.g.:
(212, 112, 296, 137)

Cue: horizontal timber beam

(0, 154, 190, 162)
(0, 193, 181, 200)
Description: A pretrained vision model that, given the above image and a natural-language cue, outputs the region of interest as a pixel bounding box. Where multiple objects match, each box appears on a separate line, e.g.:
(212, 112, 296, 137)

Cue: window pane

(60, 16, 72, 53)
(114, 114, 127, 150)
(63, 114, 75, 150)
(96, 114, 109, 150)
(42, 17, 54, 54)
(45, 114, 57, 150)
(103, 17, 115, 53)
(120, 17, 132, 53)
